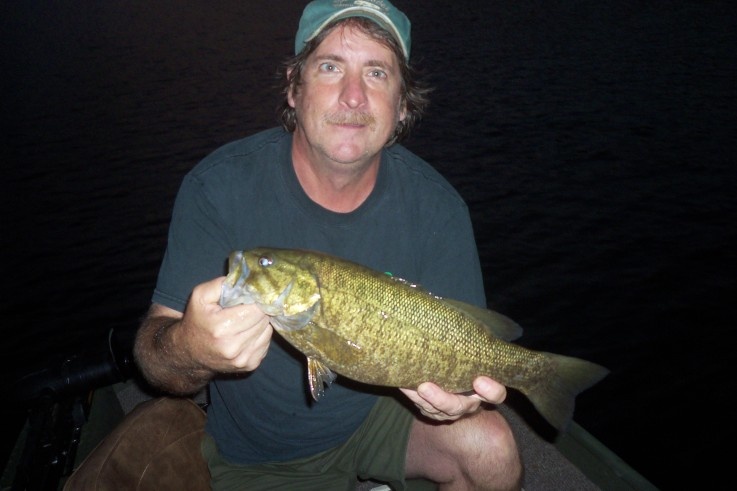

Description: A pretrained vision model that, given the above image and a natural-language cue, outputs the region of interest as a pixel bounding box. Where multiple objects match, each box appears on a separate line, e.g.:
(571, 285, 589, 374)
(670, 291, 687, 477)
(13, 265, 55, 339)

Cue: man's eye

(369, 69, 387, 79)
(319, 63, 337, 72)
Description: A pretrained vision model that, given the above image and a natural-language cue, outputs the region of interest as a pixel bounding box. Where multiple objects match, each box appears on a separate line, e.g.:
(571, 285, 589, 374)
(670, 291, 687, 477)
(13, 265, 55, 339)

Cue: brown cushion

(64, 397, 211, 490)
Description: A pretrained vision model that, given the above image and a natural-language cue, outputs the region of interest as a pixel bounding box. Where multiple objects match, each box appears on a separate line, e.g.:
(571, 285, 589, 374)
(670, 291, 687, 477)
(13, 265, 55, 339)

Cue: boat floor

(3, 378, 657, 490)
(91, 380, 656, 490)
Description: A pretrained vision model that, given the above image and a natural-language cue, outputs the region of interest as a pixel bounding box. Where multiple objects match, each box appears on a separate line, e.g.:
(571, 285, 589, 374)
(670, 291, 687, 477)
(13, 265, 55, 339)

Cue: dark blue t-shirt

(152, 127, 486, 464)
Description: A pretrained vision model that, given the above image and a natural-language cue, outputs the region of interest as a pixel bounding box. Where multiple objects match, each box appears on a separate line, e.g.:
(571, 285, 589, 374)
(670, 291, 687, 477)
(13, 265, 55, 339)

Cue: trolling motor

(6, 327, 138, 491)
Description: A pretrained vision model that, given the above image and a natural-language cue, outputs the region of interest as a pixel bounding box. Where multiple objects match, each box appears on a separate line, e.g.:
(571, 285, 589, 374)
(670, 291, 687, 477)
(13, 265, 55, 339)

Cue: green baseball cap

(295, 0, 411, 59)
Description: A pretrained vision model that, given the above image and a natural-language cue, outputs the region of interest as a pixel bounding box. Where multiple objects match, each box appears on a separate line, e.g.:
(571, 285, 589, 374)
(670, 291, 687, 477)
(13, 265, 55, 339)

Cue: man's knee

(460, 409, 522, 489)
(407, 407, 522, 489)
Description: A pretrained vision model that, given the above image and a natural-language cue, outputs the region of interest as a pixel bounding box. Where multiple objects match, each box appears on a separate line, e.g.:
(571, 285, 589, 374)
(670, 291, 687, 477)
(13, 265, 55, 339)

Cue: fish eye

(258, 256, 273, 267)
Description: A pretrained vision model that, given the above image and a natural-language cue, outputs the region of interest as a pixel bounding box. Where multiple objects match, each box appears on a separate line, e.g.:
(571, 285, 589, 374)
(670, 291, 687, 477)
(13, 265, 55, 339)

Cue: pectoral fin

(307, 357, 337, 401)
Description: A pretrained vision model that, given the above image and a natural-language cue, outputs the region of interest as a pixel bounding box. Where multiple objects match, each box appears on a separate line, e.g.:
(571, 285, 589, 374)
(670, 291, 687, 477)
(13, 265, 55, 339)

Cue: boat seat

(63, 396, 210, 491)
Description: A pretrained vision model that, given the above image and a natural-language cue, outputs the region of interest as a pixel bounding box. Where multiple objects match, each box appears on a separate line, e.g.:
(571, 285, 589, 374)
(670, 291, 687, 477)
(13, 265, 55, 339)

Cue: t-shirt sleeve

(152, 173, 234, 312)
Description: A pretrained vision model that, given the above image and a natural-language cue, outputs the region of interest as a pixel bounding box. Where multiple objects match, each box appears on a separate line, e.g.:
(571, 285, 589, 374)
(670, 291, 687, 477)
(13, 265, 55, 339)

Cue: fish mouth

(220, 251, 254, 308)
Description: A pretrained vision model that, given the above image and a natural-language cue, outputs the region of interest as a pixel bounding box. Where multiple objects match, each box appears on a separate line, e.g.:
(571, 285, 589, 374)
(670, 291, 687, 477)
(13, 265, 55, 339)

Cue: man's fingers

(473, 376, 507, 404)
(191, 276, 228, 307)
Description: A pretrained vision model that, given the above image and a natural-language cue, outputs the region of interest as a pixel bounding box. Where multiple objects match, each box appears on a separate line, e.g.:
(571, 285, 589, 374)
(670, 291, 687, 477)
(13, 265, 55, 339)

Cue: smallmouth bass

(220, 247, 609, 431)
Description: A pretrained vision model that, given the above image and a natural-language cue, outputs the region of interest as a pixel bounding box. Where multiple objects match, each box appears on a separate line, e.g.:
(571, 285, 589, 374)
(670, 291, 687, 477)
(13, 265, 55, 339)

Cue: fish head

(220, 248, 321, 328)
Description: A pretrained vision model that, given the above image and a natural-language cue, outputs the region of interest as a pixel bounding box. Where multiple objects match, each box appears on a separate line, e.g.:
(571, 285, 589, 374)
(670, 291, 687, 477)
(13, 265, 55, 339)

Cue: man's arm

(134, 276, 274, 395)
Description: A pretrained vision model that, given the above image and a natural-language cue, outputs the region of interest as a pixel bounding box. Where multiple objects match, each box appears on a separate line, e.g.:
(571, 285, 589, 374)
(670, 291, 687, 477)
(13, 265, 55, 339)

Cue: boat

(2, 327, 658, 490)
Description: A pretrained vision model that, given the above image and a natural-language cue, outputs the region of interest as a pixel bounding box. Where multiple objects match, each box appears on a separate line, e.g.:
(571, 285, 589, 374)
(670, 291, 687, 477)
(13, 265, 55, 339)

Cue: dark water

(2, 1, 736, 488)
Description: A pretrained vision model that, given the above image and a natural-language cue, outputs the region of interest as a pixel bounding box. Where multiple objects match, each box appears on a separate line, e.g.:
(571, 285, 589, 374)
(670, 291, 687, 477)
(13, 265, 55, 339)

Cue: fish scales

(220, 247, 609, 431)
(305, 253, 523, 390)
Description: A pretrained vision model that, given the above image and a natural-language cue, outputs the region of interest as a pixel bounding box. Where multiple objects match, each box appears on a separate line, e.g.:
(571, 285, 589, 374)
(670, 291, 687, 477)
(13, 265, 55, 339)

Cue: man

(134, 1, 522, 489)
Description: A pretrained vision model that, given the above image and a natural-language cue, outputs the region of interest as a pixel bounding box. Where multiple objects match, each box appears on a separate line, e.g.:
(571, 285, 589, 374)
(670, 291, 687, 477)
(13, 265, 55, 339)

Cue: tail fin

(524, 353, 609, 432)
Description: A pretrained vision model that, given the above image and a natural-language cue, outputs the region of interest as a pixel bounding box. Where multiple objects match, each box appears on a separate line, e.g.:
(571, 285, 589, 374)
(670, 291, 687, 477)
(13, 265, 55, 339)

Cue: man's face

(288, 23, 406, 168)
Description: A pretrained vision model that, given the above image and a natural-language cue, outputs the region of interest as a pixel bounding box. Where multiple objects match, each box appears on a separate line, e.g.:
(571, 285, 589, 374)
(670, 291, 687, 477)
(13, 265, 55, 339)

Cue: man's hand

(400, 376, 507, 421)
(135, 277, 274, 395)
(179, 276, 273, 373)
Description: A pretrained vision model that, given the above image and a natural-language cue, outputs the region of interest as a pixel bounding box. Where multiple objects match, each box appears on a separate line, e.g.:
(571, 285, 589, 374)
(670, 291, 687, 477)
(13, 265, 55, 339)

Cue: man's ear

(399, 100, 407, 122)
(287, 68, 296, 108)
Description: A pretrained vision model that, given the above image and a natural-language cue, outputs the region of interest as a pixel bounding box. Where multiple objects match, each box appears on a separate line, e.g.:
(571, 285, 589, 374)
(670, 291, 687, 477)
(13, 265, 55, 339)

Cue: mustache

(324, 112, 376, 126)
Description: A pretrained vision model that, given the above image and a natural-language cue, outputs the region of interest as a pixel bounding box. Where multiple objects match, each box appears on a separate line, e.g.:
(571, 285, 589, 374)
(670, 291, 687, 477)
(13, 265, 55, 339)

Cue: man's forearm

(134, 313, 213, 395)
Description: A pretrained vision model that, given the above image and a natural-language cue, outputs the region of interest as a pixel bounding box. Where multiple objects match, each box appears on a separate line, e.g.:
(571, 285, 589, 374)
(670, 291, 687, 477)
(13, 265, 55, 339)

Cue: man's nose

(339, 71, 367, 109)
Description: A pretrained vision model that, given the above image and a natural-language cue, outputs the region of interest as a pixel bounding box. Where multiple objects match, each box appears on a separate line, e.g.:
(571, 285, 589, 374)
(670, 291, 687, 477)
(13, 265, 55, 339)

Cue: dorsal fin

(443, 299, 523, 341)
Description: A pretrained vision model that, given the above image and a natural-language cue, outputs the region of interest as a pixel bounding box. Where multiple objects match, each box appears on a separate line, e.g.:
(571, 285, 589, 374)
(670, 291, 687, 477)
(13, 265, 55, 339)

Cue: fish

(220, 247, 609, 431)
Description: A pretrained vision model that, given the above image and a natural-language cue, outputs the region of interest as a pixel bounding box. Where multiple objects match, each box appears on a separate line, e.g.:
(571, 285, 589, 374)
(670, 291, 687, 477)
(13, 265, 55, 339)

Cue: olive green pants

(202, 395, 434, 491)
